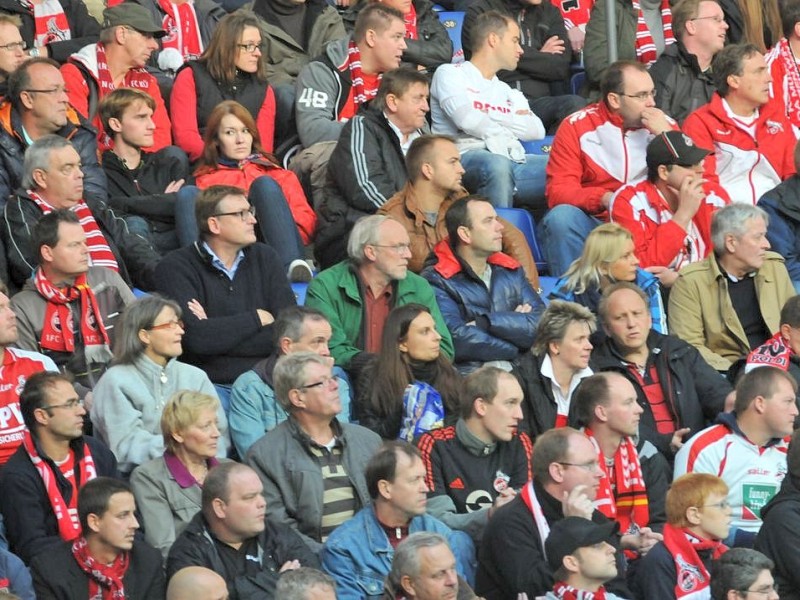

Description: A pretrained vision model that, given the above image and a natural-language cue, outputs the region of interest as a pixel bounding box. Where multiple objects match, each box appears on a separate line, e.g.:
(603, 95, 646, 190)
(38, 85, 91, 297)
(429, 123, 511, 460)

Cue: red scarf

(404, 3, 418, 40)
(552, 582, 608, 600)
(34, 268, 113, 366)
(746, 331, 795, 371)
(631, 0, 674, 65)
(520, 481, 551, 552)
(21, 0, 71, 48)
(662, 524, 727, 599)
(157, 0, 202, 61)
(347, 39, 381, 106)
(22, 431, 96, 542)
(71, 536, 129, 600)
(94, 42, 153, 95)
(774, 38, 800, 128)
(585, 428, 649, 540)
(28, 193, 118, 272)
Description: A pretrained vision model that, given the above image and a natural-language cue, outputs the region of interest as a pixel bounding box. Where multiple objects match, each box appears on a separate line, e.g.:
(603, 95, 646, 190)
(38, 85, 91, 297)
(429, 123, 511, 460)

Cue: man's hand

(187, 299, 207, 320)
(257, 309, 275, 326)
(672, 175, 705, 226)
(644, 266, 679, 288)
(515, 303, 532, 313)
(489, 488, 517, 518)
(640, 107, 673, 135)
(600, 191, 613, 209)
(540, 36, 566, 54)
(562, 485, 594, 519)
(724, 390, 736, 412)
(567, 27, 585, 52)
(164, 179, 185, 194)
(670, 427, 692, 454)
(279, 560, 301, 573)
(621, 527, 663, 555)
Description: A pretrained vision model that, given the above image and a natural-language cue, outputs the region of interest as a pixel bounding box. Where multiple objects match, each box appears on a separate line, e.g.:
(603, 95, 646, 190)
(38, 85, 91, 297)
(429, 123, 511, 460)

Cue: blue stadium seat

(571, 70, 586, 96)
(438, 11, 465, 63)
(496, 207, 547, 274)
(292, 282, 308, 305)
(521, 135, 554, 155)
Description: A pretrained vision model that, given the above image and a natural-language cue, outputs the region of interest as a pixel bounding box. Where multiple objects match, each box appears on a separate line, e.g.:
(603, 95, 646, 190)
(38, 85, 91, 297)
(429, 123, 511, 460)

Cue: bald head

(167, 567, 228, 600)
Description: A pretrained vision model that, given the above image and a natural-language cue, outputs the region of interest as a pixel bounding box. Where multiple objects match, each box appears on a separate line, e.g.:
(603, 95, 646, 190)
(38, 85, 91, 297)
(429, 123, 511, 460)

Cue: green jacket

(306, 260, 454, 368)
(583, 0, 638, 91)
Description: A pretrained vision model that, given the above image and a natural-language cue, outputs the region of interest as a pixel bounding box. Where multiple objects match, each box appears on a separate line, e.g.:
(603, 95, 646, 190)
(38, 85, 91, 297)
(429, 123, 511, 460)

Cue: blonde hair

(560, 223, 634, 294)
(161, 390, 220, 453)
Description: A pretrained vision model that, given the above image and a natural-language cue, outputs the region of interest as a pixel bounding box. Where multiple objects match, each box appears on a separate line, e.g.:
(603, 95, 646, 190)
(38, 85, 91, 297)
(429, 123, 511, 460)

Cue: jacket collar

(395, 183, 467, 230)
(431, 238, 521, 279)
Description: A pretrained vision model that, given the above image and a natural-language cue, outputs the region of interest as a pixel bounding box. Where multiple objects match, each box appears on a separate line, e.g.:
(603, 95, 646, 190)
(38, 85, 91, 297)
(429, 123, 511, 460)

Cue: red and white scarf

(94, 42, 152, 95)
(520, 480, 551, 553)
(775, 38, 800, 128)
(347, 39, 381, 106)
(746, 331, 795, 371)
(29, 192, 118, 272)
(404, 3, 418, 40)
(34, 268, 113, 365)
(552, 582, 608, 600)
(157, 0, 202, 61)
(71, 536, 129, 600)
(631, 0, 674, 66)
(21, 0, 71, 48)
(585, 428, 649, 541)
(662, 524, 727, 599)
(22, 431, 96, 542)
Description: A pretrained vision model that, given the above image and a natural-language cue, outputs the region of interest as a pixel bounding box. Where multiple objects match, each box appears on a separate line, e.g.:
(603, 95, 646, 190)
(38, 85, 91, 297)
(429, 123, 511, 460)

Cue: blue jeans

(460, 149, 548, 211)
(538, 205, 603, 278)
(174, 178, 305, 270)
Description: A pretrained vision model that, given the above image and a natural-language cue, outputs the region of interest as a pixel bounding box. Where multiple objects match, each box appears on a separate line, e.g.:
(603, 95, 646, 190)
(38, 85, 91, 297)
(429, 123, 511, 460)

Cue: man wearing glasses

(711, 549, 779, 600)
(154, 184, 296, 410)
(246, 352, 381, 554)
(0, 15, 26, 99)
(60, 3, 172, 153)
(0, 371, 117, 565)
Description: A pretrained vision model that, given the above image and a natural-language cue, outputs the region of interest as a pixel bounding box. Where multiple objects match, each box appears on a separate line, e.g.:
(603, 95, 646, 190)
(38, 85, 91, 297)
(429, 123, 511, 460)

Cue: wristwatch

(29, 47, 39, 57)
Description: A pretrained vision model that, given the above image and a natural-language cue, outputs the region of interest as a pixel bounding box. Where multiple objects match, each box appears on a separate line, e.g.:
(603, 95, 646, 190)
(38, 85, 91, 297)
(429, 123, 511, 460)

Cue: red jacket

(683, 93, 796, 205)
(61, 49, 171, 152)
(610, 178, 729, 269)
(195, 157, 316, 244)
(545, 101, 672, 218)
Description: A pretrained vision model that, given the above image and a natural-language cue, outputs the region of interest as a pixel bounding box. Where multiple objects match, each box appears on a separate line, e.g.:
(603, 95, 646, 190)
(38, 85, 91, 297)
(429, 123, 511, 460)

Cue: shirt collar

(202, 241, 244, 280)
(164, 451, 219, 489)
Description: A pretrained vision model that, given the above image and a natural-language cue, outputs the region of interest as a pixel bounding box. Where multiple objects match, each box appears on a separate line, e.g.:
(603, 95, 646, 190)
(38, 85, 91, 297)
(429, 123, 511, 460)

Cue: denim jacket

(321, 506, 476, 599)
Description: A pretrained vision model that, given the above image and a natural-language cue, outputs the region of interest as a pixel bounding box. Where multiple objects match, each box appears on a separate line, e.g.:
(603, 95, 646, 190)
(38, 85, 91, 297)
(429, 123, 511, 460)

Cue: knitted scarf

(21, 0, 71, 48)
(157, 0, 203, 61)
(404, 3, 418, 40)
(34, 268, 113, 365)
(94, 42, 152, 95)
(71, 536, 129, 600)
(552, 582, 608, 600)
(585, 428, 649, 540)
(662, 523, 727, 599)
(28, 192, 118, 272)
(775, 38, 800, 128)
(631, 0, 674, 66)
(22, 431, 96, 542)
(347, 39, 380, 105)
(746, 331, 795, 371)
(520, 480, 551, 553)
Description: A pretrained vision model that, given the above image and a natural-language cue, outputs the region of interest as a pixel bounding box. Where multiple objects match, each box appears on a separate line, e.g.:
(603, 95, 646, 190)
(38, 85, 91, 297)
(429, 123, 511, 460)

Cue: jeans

(460, 149, 548, 211)
(538, 205, 603, 278)
(174, 178, 305, 271)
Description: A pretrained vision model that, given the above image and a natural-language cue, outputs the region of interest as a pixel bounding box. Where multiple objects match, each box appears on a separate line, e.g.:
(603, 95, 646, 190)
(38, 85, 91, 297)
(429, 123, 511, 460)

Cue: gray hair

(275, 568, 336, 599)
(386, 533, 451, 594)
(273, 351, 330, 411)
(532, 300, 596, 357)
(710, 548, 775, 600)
(113, 295, 182, 365)
(22, 135, 72, 190)
(347, 215, 390, 264)
(711, 203, 769, 254)
(274, 306, 329, 347)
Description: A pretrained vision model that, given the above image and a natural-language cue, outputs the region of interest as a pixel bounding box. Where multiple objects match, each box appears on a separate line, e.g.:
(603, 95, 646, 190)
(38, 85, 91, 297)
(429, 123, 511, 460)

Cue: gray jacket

(246, 416, 382, 553)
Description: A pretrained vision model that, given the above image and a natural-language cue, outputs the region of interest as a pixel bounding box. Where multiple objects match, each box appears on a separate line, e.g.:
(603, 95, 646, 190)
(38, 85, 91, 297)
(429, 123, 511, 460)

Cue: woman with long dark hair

(358, 303, 461, 440)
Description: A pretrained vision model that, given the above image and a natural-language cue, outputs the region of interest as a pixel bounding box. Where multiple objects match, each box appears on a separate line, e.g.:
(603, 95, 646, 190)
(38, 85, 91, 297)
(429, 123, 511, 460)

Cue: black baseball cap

(103, 3, 167, 38)
(545, 517, 619, 572)
(646, 130, 711, 169)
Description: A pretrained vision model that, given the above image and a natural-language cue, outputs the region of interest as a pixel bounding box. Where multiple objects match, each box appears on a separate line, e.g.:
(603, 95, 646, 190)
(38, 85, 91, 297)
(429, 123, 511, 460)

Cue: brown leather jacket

(379, 183, 540, 291)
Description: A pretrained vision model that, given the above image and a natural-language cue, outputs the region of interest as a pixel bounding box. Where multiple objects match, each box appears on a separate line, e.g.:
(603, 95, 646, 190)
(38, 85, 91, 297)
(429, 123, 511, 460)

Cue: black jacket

(166, 512, 320, 600)
(756, 474, 800, 600)
(649, 40, 716, 124)
(0, 0, 100, 63)
(31, 539, 165, 599)
(462, 0, 572, 99)
(591, 330, 732, 458)
(2, 189, 160, 291)
(316, 102, 417, 268)
(513, 352, 564, 438)
(0, 435, 118, 565)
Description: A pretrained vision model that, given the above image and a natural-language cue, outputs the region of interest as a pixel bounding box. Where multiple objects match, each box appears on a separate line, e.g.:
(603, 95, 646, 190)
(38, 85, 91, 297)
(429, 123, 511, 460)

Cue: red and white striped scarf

(631, 0, 674, 66)
(347, 39, 381, 106)
(552, 582, 608, 600)
(28, 192, 119, 272)
(21, 0, 71, 48)
(94, 42, 153, 95)
(157, 0, 203, 62)
(775, 38, 800, 128)
(72, 536, 129, 600)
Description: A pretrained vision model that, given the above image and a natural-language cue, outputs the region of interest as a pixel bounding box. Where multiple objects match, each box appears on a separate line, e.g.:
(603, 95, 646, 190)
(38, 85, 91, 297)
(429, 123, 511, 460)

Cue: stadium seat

(521, 135, 554, 155)
(496, 207, 547, 274)
(438, 11, 465, 63)
(571, 71, 586, 96)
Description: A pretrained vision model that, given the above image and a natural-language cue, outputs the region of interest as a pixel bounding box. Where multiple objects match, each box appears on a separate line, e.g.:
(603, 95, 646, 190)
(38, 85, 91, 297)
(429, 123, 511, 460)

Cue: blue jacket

(421, 240, 545, 371)
(759, 176, 800, 284)
(321, 506, 475, 599)
(550, 268, 668, 334)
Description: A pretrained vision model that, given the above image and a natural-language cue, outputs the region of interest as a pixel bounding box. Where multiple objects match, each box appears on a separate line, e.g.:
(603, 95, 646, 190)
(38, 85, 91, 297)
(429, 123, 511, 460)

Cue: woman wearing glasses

(170, 10, 275, 163)
(91, 295, 229, 476)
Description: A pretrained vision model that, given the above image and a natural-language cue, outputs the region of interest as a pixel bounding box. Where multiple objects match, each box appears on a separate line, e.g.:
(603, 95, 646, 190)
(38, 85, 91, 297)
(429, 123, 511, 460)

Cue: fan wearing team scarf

(745, 295, 800, 395)
(633, 473, 730, 600)
(0, 371, 117, 566)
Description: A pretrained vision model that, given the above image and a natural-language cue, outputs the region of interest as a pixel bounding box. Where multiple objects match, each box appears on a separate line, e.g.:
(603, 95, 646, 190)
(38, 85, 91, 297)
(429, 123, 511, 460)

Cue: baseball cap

(646, 130, 711, 169)
(545, 517, 619, 572)
(103, 3, 166, 38)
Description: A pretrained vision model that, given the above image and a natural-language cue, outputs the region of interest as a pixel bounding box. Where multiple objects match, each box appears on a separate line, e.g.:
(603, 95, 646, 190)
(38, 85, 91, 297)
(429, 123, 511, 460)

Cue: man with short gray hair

(668, 203, 795, 372)
(306, 215, 453, 374)
(246, 351, 382, 554)
(276, 567, 337, 600)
